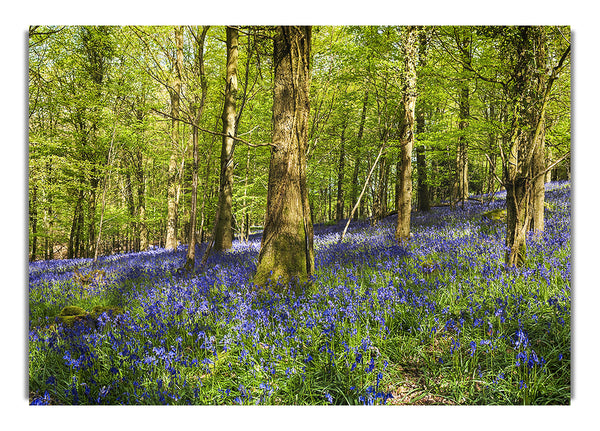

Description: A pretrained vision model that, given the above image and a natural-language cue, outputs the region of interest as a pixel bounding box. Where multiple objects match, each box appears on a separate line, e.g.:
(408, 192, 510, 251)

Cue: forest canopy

(28, 25, 571, 268)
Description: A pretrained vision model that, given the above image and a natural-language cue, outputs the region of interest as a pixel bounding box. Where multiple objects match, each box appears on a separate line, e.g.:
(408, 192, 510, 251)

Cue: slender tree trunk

(351, 89, 369, 215)
(336, 122, 347, 221)
(375, 156, 388, 221)
(254, 26, 313, 289)
(340, 143, 386, 242)
(456, 32, 471, 202)
(395, 26, 418, 243)
(87, 174, 100, 258)
(165, 26, 184, 250)
(416, 145, 429, 211)
(136, 148, 148, 251)
(456, 85, 469, 201)
(213, 26, 239, 252)
(242, 144, 251, 242)
(30, 184, 38, 261)
(68, 188, 83, 259)
(184, 26, 209, 271)
(45, 158, 55, 259)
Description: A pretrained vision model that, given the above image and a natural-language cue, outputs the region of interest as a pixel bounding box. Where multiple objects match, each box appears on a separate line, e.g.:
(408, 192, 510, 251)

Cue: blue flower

(469, 341, 476, 357)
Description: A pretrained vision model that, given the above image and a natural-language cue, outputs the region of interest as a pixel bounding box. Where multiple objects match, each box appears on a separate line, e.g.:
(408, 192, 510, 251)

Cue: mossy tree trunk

(254, 26, 314, 289)
(503, 26, 569, 266)
(529, 34, 548, 234)
(395, 26, 418, 243)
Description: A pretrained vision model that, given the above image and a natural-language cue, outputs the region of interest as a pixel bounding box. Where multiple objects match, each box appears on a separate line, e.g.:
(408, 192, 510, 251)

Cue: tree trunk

(529, 119, 546, 233)
(213, 26, 239, 252)
(184, 26, 209, 271)
(254, 26, 314, 289)
(529, 34, 549, 234)
(30, 184, 38, 261)
(456, 31, 471, 202)
(336, 122, 347, 221)
(456, 85, 469, 202)
(350, 89, 369, 216)
(136, 148, 148, 251)
(416, 145, 429, 211)
(416, 29, 430, 212)
(165, 26, 184, 250)
(395, 26, 418, 243)
(503, 27, 570, 266)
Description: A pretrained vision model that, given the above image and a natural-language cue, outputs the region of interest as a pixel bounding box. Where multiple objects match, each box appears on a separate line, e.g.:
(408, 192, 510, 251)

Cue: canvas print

(28, 25, 571, 405)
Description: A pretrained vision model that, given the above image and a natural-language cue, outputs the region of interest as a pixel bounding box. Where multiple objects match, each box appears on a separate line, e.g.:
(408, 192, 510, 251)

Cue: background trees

(29, 25, 571, 270)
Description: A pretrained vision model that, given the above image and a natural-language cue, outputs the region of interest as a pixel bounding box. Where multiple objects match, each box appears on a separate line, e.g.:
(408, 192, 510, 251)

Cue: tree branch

(151, 108, 276, 148)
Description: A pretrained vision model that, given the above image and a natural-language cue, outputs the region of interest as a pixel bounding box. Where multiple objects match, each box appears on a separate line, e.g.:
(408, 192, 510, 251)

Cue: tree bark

(504, 26, 569, 266)
(456, 85, 469, 201)
(184, 26, 209, 271)
(165, 26, 184, 250)
(456, 31, 470, 202)
(395, 26, 418, 243)
(529, 32, 548, 233)
(30, 184, 38, 261)
(213, 26, 239, 252)
(254, 26, 314, 289)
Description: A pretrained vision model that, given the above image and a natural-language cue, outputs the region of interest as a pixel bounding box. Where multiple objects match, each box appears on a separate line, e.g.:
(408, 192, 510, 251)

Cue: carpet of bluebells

(28, 181, 571, 405)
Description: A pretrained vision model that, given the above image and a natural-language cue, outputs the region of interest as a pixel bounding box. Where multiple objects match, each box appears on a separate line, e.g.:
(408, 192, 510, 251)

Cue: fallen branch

(339, 143, 386, 243)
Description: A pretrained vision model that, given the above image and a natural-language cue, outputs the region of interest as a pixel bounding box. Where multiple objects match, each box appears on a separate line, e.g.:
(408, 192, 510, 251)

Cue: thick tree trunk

(503, 27, 569, 266)
(213, 26, 238, 252)
(395, 26, 418, 243)
(504, 27, 547, 266)
(165, 26, 184, 250)
(529, 36, 548, 234)
(254, 26, 314, 289)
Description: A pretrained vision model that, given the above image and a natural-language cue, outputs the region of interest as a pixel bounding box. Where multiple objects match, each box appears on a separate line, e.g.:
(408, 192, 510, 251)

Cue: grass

(28, 181, 571, 405)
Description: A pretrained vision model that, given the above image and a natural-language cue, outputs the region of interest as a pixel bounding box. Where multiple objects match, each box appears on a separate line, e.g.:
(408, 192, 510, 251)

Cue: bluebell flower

(469, 341, 476, 357)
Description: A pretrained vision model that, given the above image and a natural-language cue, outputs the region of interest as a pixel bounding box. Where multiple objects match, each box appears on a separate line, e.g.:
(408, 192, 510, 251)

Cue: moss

(90, 305, 123, 319)
(59, 306, 87, 316)
(54, 305, 123, 327)
(482, 208, 506, 221)
(254, 225, 310, 291)
(56, 306, 89, 327)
